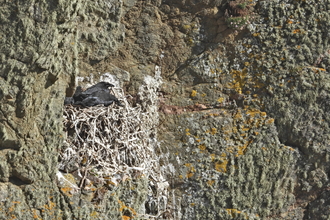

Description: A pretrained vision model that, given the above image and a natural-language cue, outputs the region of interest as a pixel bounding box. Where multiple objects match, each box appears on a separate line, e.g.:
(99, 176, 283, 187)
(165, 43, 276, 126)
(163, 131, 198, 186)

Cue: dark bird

(73, 82, 114, 102)
(74, 90, 123, 107)
(64, 81, 122, 107)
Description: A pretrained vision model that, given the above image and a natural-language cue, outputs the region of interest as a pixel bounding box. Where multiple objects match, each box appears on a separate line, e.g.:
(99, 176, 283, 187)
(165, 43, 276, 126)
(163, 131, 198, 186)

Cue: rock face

(1, 0, 330, 219)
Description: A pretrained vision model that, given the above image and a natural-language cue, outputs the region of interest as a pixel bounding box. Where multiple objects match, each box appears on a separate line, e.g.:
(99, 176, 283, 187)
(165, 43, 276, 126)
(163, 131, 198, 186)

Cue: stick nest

(59, 71, 170, 218)
(60, 85, 160, 187)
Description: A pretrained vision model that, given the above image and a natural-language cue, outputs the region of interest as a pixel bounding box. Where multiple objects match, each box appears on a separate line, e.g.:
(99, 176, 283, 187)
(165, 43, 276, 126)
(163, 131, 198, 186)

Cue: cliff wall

(0, 0, 329, 219)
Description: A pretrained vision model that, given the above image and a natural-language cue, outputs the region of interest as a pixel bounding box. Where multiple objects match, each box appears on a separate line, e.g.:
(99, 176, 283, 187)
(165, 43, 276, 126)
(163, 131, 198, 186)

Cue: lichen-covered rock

(1, 0, 330, 219)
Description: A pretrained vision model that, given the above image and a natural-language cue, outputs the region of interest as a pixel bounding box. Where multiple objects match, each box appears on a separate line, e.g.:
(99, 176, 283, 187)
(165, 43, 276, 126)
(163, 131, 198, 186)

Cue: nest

(59, 71, 170, 218)
(61, 84, 158, 176)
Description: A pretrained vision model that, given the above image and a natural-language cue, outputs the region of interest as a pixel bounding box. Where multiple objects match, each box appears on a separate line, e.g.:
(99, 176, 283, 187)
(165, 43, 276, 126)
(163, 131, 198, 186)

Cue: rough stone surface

(1, 0, 330, 219)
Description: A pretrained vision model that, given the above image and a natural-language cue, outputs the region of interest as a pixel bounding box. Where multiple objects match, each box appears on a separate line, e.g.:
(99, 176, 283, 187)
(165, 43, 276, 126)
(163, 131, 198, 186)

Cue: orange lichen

(207, 180, 215, 186)
(226, 209, 247, 218)
(8, 205, 15, 212)
(32, 209, 41, 220)
(118, 200, 137, 219)
(226, 209, 241, 217)
(8, 215, 16, 220)
(60, 187, 74, 197)
(293, 29, 301, 34)
(44, 201, 56, 210)
(265, 118, 275, 124)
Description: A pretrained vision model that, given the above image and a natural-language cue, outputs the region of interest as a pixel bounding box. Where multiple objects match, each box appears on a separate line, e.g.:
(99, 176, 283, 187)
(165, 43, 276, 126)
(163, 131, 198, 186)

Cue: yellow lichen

(236, 140, 252, 156)
(217, 97, 224, 103)
(191, 90, 197, 97)
(185, 163, 191, 167)
(90, 211, 99, 218)
(211, 128, 217, 135)
(246, 109, 260, 117)
(186, 172, 194, 178)
(182, 24, 191, 30)
(228, 68, 248, 94)
(234, 110, 243, 120)
(198, 144, 206, 151)
(207, 180, 215, 186)
(215, 159, 228, 173)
